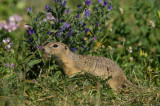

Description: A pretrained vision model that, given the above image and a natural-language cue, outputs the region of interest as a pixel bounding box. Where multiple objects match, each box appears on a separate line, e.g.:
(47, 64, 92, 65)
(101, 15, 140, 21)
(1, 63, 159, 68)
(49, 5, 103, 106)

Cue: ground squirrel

(43, 42, 135, 90)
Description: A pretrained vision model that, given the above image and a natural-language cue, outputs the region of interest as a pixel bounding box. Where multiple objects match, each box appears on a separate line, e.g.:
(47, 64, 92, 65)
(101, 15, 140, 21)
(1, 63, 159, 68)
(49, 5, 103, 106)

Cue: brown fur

(43, 42, 134, 90)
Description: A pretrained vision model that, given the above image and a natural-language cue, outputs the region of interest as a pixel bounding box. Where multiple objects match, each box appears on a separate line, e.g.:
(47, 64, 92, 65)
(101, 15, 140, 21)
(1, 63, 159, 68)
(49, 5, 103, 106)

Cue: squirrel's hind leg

(108, 78, 125, 90)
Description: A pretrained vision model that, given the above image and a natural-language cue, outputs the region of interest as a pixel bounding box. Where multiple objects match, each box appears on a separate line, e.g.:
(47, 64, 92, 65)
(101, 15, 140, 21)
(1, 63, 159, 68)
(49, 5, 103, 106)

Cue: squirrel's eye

(53, 44, 58, 48)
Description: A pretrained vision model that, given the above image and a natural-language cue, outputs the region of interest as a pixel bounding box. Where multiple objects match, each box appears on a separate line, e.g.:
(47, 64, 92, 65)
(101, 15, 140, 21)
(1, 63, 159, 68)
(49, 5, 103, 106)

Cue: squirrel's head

(43, 42, 70, 58)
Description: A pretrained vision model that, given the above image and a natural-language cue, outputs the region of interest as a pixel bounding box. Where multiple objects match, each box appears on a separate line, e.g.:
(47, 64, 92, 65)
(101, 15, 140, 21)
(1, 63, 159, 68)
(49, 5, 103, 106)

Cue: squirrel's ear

(65, 46, 67, 50)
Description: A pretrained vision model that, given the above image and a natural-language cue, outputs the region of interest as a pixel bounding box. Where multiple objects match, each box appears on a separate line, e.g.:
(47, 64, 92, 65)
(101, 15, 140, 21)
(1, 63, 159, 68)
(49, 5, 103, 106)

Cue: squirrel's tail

(123, 80, 142, 91)
(125, 80, 137, 87)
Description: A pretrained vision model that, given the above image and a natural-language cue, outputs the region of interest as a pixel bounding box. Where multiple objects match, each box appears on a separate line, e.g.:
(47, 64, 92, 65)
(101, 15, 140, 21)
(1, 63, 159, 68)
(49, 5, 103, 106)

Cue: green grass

(0, 71, 160, 105)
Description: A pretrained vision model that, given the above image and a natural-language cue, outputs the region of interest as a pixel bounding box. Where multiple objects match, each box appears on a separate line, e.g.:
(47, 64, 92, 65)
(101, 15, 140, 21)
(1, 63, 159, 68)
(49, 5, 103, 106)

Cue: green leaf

(28, 59, 41, 68)
(37, 11, 46, 20)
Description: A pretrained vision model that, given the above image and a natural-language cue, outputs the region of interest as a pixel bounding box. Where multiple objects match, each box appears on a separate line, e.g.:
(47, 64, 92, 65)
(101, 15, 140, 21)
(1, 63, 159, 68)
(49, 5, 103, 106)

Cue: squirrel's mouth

(43, 47, 50, 54)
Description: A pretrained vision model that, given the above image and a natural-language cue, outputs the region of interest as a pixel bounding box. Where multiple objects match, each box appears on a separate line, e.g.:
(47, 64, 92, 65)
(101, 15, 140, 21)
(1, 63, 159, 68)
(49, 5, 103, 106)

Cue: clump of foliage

(25, 0, 112, 54)
(24, 0, 113, 78)
(110, 0, 160, 86)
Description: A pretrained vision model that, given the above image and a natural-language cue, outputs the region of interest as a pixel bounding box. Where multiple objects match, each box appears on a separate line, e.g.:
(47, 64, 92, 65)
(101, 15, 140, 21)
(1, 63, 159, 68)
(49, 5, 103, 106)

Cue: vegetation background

(0, 0, 160, 105)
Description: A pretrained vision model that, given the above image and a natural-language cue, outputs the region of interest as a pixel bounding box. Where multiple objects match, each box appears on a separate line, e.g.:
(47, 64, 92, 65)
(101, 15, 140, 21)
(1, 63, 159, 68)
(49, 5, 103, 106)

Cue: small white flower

(3, 39, 7, 44)
(5, 45, 11, 51)
(128, 46, 132, 53)
(3, 23, 8, 29)
(119, 8, 123, 14)
(9, 16, 15, 22)
(149, 20, 155, 28)
(3, 37, 10, 44)
(7, 44, 11, 49)
(6, 37, 10, 43)
(10, 63, 15, 68)
(24, 25, 29, 28)
(13, 14, 22, 22)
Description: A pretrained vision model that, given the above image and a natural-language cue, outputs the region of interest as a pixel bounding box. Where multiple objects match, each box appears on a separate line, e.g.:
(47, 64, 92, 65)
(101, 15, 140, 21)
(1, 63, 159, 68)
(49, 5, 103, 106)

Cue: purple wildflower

(58, 19, 63, 22)
(26, 8, 32, 12)
(98, 0, 102, 3)
(100, 28, 102, 32)
(47, 31, 51, 35)
(97, 22, 100, 27)
(66, 7, 70, 14)
(76, 14, 80, 18)
(5, 63, 9, 67)
(14, 14, 22, 23)
(27, 27, 34, 35)
(10, 63, 15, 68)
(62, 0, 66, 6)
(33, 79, 36, 82)
(30, 8, 32, 11)
(60, 27, 65, 33)
(4, 63, 15, 68)
(68, 10, 71, 13)
(68, 32, 72, 37)
(45, 12, 56, 21)
(69, 28, 72, 31)
(3, 37, 13, 51)
(5, 44, 11, 51)
(85, 0, 91, 5)
(93, 36, 97, 41)
(9, 42, 13, 46)
(85, 28, 90, 33)
(85, 9, 90, 18)
(56, 33, 59, 37)
(36, 45, 42, 51)
(79, 21, 83, 25)
(82, 23, 86, 28)
(103, 1, 107, 7)
(45, 4, 51, 10)
(3, 37, 10, 44)
(82, 45, 86, 49)
(64, 23, 70, 28)
(65, 10, 68, 14)
(68, 29, 72, 37)
(62, 34, 65, 38)
(35, 17, 38, 21)
(77, 4, 82, 9)
(72, 47, 76, 52)
(108, 5, 113, 10)
(1, 14, 22, 32)
(40, 23, 42, 27)
(96, 7, 98, 11)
